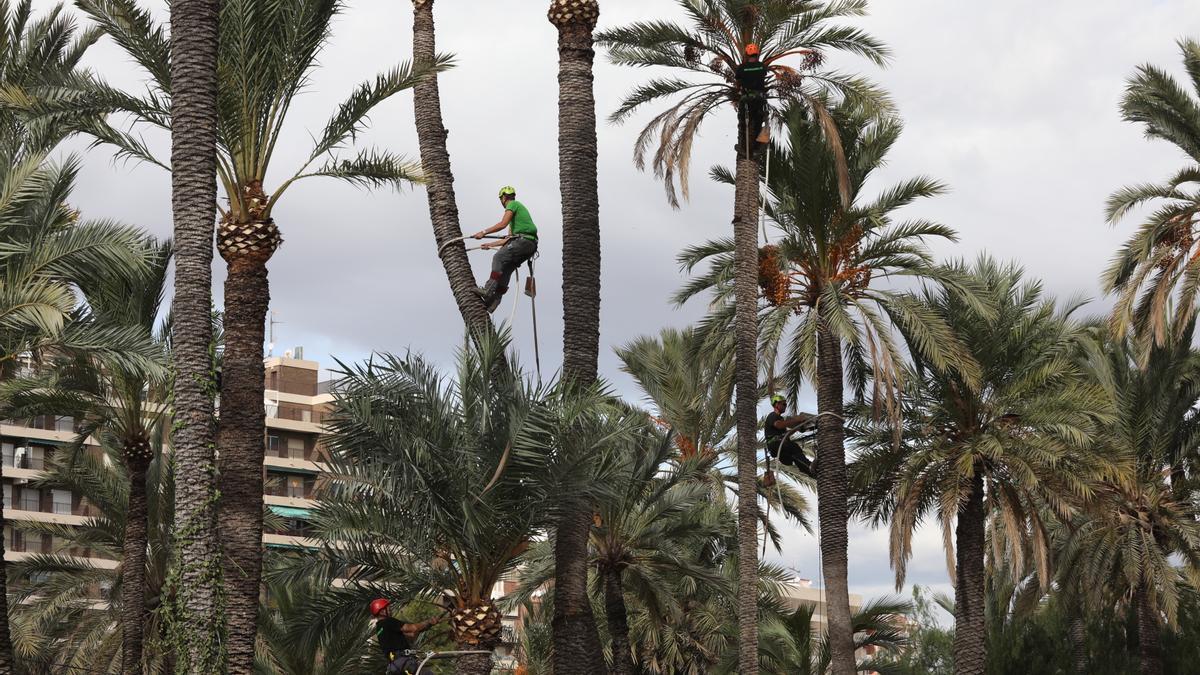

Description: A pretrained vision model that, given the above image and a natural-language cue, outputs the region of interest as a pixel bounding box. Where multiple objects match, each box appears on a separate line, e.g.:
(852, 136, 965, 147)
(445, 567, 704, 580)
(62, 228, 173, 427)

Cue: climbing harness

(450, 233, 544, 383)
(760, 426, 815, 558)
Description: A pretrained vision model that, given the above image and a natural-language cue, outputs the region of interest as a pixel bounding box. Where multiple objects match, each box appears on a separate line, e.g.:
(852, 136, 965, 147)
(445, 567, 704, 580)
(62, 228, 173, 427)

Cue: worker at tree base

(764, 394, 816, 478)
(370, 598, 443, 674)
(735, 43, 770, 145)
(472, 186, 538, 313)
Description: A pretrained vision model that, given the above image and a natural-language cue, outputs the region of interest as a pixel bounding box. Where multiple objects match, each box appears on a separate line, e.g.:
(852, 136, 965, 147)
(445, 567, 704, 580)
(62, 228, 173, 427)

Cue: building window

(266, 435, 281, 456)
(2, 484, 10, 509)
(54, 416, 74, 433)
(286, 475, 305, 499)
(287, 436, 306, 460)
(17, 488, 40, 512)
(28, 570, 50, 584)
(2, 443, 13, 468)
(14, 531, 44, 553)
(51, 490, 72, 515)
(13, 446, 45, 470)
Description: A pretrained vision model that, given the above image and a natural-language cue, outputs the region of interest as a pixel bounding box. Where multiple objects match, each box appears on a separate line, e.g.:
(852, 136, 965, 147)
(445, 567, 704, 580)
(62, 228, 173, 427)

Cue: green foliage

(2, 0, 445, 222)
(853, 257, 1110, 588)
(7, 443, 175, 673)
(1057, 322, 1200, 629)
(679, 102, 977, 418)
(597, 0, 889, 205)
(1105, 38, 1200, 350)
(891, 587, 953, 675)
(757, 596, 912, 674)
(267, 334, 641, 652)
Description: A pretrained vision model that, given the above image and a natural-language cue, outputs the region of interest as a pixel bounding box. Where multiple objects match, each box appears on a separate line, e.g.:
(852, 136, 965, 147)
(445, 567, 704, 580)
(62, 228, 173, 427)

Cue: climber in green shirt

(472, 185, 539, 313)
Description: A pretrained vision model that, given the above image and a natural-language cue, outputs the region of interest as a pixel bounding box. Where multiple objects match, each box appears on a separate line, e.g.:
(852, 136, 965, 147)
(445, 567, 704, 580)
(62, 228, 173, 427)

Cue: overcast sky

(56, 0, 1200, 607)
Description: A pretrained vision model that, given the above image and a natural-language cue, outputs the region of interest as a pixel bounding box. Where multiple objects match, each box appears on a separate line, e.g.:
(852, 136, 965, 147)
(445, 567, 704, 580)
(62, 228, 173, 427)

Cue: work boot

(475, 281, 498, 310)
(487, 288, 506, 313)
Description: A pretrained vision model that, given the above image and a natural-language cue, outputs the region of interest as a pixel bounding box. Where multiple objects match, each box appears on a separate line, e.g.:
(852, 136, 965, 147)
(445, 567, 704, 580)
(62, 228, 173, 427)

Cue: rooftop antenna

(267, 311, 283, 357)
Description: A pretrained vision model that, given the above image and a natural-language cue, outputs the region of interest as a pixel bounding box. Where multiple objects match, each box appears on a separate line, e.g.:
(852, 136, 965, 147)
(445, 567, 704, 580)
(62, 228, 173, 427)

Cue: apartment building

(0, 352, 524, 651)
(262, 353, 333, 549)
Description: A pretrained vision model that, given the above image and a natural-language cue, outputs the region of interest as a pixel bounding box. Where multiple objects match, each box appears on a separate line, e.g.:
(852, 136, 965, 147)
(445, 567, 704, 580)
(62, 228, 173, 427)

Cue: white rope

(507, 268, 521, 325)
(760, 149, 770, 242)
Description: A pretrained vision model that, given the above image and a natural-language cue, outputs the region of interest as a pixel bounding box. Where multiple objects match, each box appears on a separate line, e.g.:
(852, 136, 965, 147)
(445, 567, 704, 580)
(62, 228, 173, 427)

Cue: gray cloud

(61, 0, 1200, 604)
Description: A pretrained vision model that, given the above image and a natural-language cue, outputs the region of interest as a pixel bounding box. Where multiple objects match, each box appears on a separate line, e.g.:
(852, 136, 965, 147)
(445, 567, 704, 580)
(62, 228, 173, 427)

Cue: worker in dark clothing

(764, 394, 816, 478)
(370, 598, 443, 674)
(735, 43, 770, 144)
(472, 185, 538, 313)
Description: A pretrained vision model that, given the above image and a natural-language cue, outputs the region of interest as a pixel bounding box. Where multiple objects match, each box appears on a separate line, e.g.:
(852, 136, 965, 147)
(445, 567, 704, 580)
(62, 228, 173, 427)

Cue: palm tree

(0, 151, 155, 671)
(756, 597, 911, 674)
(547, 0, 605, 669)
(5, 435, 176, 674)
(4, 239, 171, 671)
(597, 7, 888, 670)
(598, 8, 887, 670)
(616, 326, 811, 543)
(852, 258, 1109, 675)
(408, 0, 495, 339)
(254, 574, 380, 675)
(514, 433, 728, 675)
(166, 0, 223, 667)
(1105, 38, 1200, 349)
(1058, 324, 1200, 675)
(10, 2, 438, 667)
(677, 101, 974, 674)
(616, 327, 735, 461)
(0, 0, 100, 160)
(271, 336, 633, 675)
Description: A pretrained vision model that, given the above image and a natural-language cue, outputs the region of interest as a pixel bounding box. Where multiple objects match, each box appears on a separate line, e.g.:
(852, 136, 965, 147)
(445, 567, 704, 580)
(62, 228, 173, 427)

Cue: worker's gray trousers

(486, 237, 538, 293)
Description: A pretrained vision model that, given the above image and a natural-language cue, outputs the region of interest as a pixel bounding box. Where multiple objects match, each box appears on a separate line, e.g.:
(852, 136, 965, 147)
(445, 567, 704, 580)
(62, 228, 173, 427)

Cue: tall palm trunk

(552, 505, 604, 674)
(218, 236, 274, 673)
(549, 2, 606, 673)
(1135, 582, 1162, 675)
(410, 0, 493, 338)
(454, 652, 492, 675)
(120, 451, 152, 672)
(451, 600, 504, 675)
(551, 0, 601, 381)
(952, 473, 986, 675)
(601, 566, 634, 675)
(815, 309, 854, 675)
(732, 111, 761, 674)
(1068, 616, 1087, 674)
(167, 0, 224, 670)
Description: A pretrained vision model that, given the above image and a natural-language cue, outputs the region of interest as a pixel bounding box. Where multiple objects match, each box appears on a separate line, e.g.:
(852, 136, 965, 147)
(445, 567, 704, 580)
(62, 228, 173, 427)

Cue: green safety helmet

(770, 394, 786, 405)
(498, 185, 517, 198)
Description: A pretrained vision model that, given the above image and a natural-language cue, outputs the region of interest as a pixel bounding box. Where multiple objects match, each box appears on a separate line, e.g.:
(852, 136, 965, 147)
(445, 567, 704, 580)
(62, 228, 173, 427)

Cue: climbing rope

(452, 234, 544, 383)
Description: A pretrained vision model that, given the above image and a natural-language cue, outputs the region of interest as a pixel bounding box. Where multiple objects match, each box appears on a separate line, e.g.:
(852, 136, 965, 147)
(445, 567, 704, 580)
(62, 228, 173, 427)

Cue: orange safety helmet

(744, 43, 760, 56)
(369, 598, 390, 617)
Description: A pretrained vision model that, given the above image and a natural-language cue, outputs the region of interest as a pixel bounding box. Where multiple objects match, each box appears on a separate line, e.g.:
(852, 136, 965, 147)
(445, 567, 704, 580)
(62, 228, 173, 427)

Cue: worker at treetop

(471, 186, 538, 313)
(764, 394, 816, 478)
(735, 43, 770, 144)
(370, 598, 442, 674)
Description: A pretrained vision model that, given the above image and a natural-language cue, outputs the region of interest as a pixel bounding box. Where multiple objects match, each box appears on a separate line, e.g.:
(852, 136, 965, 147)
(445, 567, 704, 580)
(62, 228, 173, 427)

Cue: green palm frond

(599, 0, 890, 205)
(681, 101, 977, 414)
(851, 257, 1110, 589)
(1106, 39, 1200, 344)
(5, 0, 440, 223)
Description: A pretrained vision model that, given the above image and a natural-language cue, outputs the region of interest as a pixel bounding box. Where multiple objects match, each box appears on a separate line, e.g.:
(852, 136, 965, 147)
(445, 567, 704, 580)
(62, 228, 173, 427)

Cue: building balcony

(6, 507, 91, 527)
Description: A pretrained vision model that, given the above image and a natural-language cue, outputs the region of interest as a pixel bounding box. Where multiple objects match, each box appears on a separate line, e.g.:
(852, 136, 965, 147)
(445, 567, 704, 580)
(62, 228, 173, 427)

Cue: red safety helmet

(369, 598, 390, 617)
(745, 43, 760, 56)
